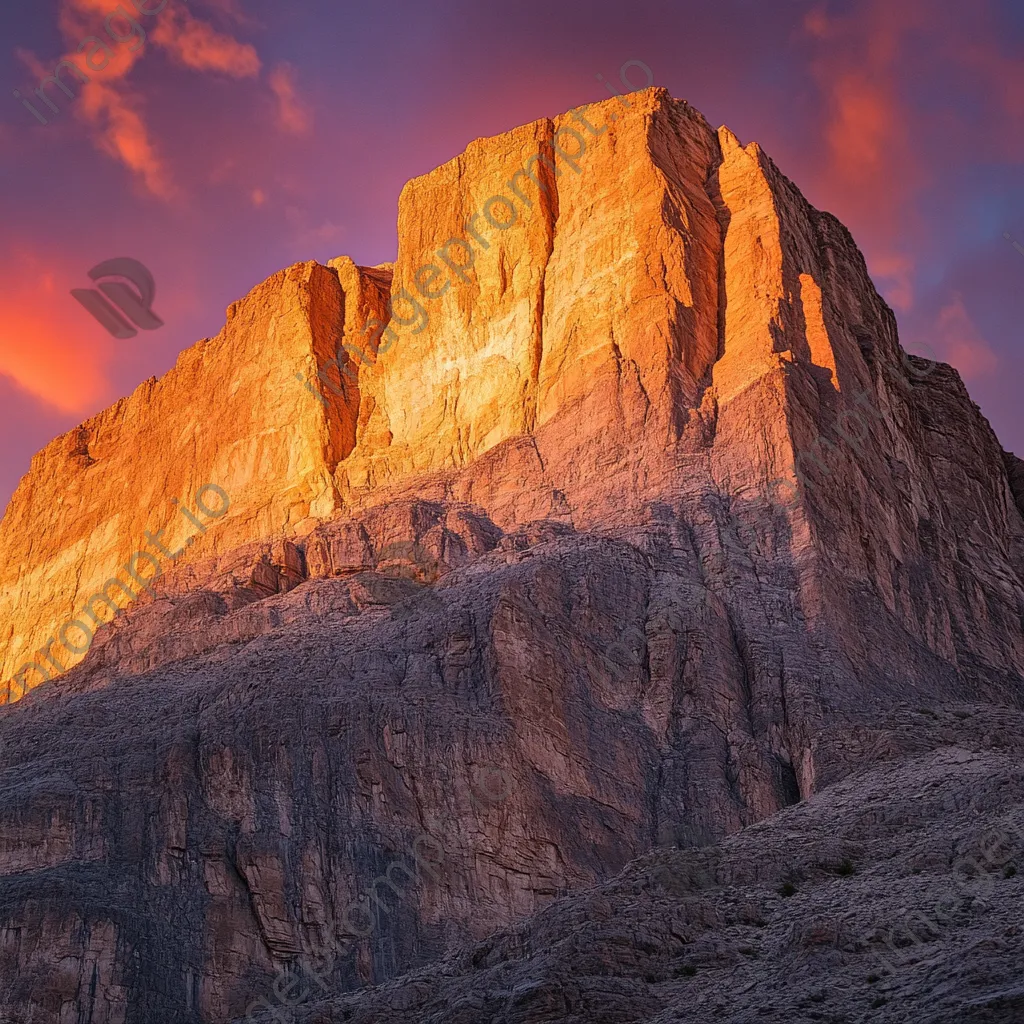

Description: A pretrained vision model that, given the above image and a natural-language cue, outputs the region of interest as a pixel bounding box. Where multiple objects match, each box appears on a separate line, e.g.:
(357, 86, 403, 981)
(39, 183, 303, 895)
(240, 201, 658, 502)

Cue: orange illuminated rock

(4, 87, 1024, 705)
(0, 261, 347, 695)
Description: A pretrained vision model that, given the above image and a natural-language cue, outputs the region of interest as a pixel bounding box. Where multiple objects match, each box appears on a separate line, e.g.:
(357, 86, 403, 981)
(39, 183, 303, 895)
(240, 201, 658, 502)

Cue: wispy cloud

(80, 79, 179, 200)
(802, 0, 929, 310)
(935, 294, 998, 379)
(16, 0, 261, 199)
(269, 62, 311, 135)
(149, 5, 260, 77)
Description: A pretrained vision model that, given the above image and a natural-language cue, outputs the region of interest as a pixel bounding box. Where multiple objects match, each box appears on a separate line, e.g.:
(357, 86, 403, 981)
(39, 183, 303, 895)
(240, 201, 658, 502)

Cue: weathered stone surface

(0, 85, 1022, 1024)
(0, 260, 348, 694)
(276, 706, 1024, 1023)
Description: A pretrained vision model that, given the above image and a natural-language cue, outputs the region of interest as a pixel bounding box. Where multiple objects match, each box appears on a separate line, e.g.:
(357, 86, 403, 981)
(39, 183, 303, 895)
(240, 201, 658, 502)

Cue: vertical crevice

(526, 121, 558, 435)
(693, 134, 729, 431)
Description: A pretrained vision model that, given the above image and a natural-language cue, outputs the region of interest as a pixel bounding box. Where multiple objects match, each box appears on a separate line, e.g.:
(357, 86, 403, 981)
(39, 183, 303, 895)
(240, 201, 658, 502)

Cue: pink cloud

(802, 0, 930, 309)
(269, 63, 311, 136)
(79, 79, 179, 200)
(935, 294, 998, 379)
(149, 6, 261, 77)
(16, 0, 262, 200)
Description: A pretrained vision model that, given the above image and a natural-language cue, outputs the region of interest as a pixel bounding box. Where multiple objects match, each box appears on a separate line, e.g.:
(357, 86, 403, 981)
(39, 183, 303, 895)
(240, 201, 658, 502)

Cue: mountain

(0, 87, 1021, 1023)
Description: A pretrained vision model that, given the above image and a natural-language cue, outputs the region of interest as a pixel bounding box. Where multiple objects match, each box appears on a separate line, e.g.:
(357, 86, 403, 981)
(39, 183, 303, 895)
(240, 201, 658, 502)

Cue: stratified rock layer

(0, 260, 346, 691)
(0, 87, 1021, 1023)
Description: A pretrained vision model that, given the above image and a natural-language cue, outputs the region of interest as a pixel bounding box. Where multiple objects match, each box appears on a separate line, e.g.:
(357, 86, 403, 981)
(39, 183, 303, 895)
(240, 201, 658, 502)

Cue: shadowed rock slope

(0, 87, 1022, 1023)
(269, 706, 1024, 1024)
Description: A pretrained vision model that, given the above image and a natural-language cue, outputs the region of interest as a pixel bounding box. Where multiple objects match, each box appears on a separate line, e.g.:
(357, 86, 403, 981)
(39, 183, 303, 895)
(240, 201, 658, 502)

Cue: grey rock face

(272, 706, 1024, 1024)
(0, 487, 1022, 1023)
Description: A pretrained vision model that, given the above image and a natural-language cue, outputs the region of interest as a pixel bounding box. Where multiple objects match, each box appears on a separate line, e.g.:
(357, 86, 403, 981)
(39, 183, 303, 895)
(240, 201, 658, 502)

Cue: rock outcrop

(0, 87, 1022, 1023)
(0, 259, 346, 695)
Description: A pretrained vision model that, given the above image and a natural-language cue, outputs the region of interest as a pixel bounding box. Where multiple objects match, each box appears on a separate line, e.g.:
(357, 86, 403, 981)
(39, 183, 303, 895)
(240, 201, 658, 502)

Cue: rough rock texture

(4, 88, 1023, 701)
(272, 706, 1024, 1024)
(0, 86, 1022, 1023)
(0, 259, 348, 689)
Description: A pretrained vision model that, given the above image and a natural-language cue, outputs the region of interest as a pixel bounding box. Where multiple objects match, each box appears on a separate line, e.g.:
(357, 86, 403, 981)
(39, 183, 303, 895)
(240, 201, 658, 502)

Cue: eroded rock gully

(0, 88, 1022, 1022)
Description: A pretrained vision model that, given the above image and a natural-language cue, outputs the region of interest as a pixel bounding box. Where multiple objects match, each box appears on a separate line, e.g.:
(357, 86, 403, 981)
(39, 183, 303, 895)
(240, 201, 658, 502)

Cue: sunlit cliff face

(2, 78, 1023, 713)
(0, 11, 1023, 1018)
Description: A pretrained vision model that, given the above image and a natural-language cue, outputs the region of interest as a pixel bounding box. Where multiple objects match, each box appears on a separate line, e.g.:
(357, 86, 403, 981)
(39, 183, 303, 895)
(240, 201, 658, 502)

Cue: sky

(0, 0, 1022, 513)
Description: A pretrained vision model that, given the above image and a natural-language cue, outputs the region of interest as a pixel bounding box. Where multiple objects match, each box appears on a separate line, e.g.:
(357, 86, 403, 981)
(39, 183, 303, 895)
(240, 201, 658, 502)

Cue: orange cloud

(935, 295, 998, 380)
(15, 48, 176, 203)
(802, 0, 929, 308)
(16, 0, 261, 199)
(0, 253, 113, 414)
(56, 0, 150, 79)
(803, 6, 831, 41)
(149, 6, 260, 77)
(269, 63, 311, 135)
(825, 74, 893, 185)
(18, 33, 176, 200)
(83, 80, 178, 199)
